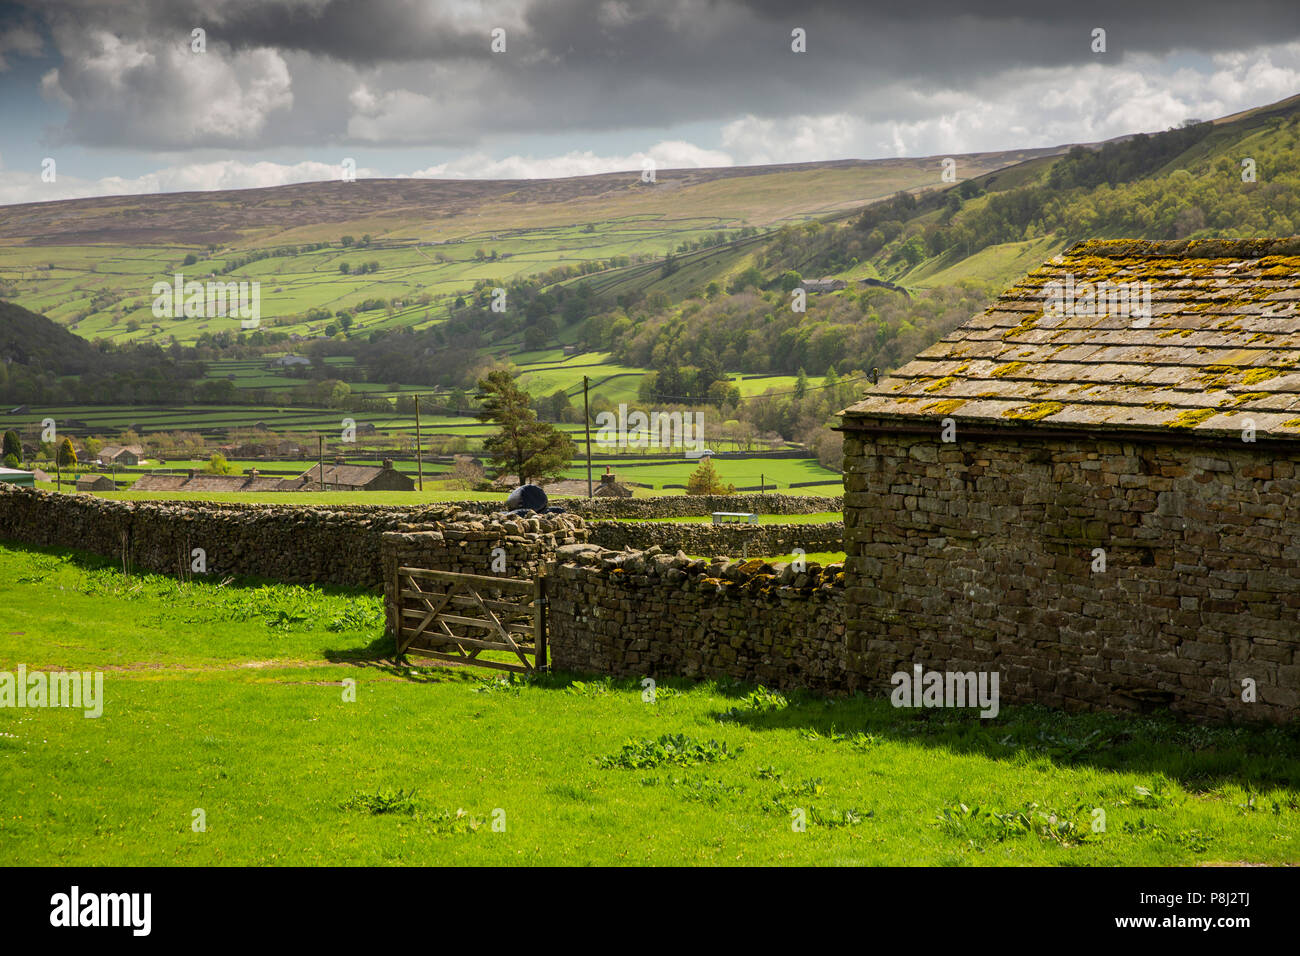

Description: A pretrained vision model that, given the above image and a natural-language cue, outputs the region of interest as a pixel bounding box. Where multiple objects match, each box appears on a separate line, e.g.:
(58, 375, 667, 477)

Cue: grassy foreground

(0, 543, 1297, 866)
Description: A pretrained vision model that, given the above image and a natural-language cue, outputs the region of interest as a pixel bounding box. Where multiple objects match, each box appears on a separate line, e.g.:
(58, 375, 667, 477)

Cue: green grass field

(2, 542, 1296, 866)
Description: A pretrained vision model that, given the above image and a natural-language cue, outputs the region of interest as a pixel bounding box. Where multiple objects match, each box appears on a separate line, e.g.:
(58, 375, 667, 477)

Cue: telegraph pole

(414, 393, 424, 491)
(583, 375, 593, 498)
(317, 435, 324, 491)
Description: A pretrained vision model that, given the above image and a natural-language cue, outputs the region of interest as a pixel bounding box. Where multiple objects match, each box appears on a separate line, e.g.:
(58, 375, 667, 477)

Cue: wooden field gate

(393, 567, 548, 673)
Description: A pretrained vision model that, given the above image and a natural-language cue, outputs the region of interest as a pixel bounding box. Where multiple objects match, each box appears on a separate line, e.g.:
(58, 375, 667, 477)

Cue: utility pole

(317, 435, 324, 491)
(414, 393, 424, 491)
(583, 375, 593, 498)
(761, 472, 765, 495)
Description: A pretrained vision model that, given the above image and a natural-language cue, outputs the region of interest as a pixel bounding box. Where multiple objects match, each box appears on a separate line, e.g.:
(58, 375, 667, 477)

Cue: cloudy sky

(2, 0, 1300, 204)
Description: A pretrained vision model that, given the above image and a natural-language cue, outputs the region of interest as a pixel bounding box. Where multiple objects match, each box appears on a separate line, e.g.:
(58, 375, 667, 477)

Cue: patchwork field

(0, 154, 1051, 348)
(1, 543, 1296, 866)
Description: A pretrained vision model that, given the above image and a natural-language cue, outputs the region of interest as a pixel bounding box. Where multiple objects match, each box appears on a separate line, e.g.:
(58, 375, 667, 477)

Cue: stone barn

(297, 459, 415, 492)
(76, 474, 115, 492)
(839, 238, 1300, 723)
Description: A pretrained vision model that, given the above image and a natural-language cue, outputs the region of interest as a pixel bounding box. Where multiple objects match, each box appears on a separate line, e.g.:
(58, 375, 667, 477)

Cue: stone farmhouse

(98, 444, 144, 466)
(840, 238, 1300, 721)
(129, 460, 415, 493)
(133, 469, 295, 493)
(298, 460, 415, 491)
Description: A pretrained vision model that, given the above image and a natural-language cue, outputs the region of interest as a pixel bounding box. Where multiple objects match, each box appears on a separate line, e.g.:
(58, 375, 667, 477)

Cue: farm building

(132, 469, 297, 492)
(76, 474, 115, 492)
(839, 238, 1300, 723)
(296, 459, 415, 491)
(98, 444, 144, 466)
(800, 277, 847, 294)
(0, 466, 35, 488)
(271, 354, 311, 367)
(593, 469, 634, 498)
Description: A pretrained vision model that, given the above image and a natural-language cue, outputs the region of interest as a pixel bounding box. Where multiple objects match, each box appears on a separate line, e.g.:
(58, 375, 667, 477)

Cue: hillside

(0, 150, 1058, 349)
(0, 299, 99, 373)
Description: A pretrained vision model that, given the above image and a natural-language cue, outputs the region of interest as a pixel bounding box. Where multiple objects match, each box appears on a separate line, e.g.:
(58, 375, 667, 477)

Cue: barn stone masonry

(840, 431, 1300, 723)
(546, 544, 846, 690)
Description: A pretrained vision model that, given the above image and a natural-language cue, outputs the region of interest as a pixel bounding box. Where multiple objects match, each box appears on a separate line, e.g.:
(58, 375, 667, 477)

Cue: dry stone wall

(0, 485, 584, 591)
(586, 519, 843, 557)
(841, 430, 1300, 723)
(557, 493, 842, 519)
(546, 544, 847, 690)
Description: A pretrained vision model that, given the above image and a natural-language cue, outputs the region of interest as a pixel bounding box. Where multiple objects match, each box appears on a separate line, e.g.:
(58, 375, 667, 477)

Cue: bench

(711, 512, 757, 525)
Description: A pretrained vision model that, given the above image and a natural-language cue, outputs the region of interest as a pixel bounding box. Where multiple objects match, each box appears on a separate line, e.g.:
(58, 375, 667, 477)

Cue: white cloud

(719, 42, 1300, 162)
(410, 140, 733, 179)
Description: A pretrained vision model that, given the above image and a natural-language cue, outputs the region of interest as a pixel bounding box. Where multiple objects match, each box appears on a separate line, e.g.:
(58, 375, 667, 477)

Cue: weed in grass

(472, 674, 530, 695)
(599, 734, 738, 770)
(1121, 818, 1211, 854)
(665, 777, 747, 806)
(565, 677, 614, 697)
(718, 685, 788, 722)
(937, 801, 1092, 848)
(1128, 780, 1177, 810)
(341, 788, 422, 816)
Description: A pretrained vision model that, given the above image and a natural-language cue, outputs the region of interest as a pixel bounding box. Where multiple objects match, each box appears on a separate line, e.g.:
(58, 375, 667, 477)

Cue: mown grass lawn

(1, 542, 1297, 866)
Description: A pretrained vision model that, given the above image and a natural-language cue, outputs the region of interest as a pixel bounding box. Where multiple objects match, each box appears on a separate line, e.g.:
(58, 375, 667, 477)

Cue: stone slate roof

(131, 473, 297, 492)
(841, 238, 1300, 440)
(299, 463, 397, 487)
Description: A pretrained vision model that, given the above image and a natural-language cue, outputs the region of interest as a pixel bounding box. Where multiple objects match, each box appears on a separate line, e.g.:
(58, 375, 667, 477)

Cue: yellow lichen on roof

(991, 361, 1028, 378)
(1002, 401, 1065, 422)
(924, 399, 967, 414)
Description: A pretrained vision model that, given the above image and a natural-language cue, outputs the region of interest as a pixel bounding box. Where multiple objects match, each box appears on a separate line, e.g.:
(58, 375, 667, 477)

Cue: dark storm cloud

(14, 0, 1300, 149)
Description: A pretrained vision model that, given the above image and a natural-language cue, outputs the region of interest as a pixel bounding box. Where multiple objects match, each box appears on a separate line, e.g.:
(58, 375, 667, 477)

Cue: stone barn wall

(841, 430, 1300, 724)
(546, 545, 847, 690)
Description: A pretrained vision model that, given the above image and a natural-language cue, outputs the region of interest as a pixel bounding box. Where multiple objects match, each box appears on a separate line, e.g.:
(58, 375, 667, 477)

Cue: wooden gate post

(534, 572, 548, 670)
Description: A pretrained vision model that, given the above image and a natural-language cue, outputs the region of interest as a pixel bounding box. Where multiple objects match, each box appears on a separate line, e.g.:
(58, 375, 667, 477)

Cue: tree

(202, 453, 239, 475)
(686, 457, 734, 496)
(57, 437, 77, 469)
(476, 369, 576, 485)
(2, 429, 20, 462)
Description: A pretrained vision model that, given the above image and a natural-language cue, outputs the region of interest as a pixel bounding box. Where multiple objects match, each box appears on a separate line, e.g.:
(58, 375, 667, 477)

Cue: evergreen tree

(686, 456, 734, 496)
(476, 370, 576, 485)
(57, 437, 77, 469)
